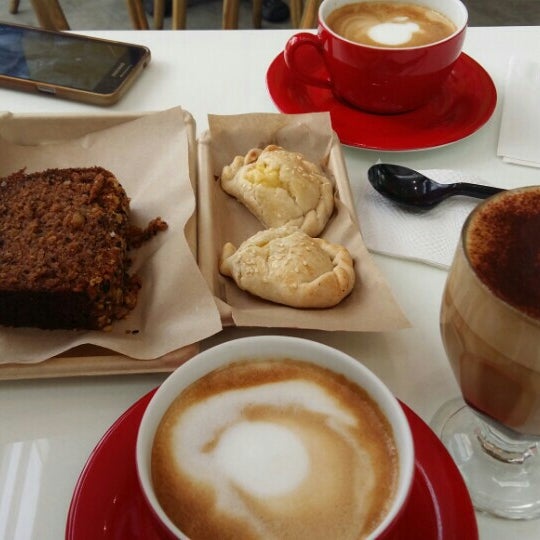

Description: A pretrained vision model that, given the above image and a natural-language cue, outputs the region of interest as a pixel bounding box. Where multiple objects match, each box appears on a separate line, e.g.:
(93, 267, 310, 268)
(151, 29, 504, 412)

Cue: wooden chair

(9, 0, 186, 31)
(10, 0, 70, 30)
(126, 0, 188, 29)
(126, 0, 263, 30)
(222, 0, 262, 29)
(221, 0, 319, 30)
(10, 0, 318, 32)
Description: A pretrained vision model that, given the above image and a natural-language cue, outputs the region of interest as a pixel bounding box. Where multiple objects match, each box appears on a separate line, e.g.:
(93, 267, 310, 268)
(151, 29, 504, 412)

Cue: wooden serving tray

(0, 110, 409, 379)
(0, 343, 199, 380)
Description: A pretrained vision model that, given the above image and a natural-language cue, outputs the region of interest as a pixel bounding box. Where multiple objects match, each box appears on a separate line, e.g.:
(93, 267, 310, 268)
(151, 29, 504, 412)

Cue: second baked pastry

(219, 226, 355, 308)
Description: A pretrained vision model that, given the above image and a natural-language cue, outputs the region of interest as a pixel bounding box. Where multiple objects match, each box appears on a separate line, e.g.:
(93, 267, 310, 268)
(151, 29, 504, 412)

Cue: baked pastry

(220, 145, 334, 237)
(0, 167, 167, 330)
(219, 226, 355, 308)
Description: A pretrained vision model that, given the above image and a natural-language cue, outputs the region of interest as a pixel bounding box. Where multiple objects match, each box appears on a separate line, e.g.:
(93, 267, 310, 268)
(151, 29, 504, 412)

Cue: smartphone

(0, 23, 150, 106)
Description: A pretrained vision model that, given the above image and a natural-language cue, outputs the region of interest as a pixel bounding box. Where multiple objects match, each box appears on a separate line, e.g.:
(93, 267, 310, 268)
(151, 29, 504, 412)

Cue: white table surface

(0, 27, 539, 540)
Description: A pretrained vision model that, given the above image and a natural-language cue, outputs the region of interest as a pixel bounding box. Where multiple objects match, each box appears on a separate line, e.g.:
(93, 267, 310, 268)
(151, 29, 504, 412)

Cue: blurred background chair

(8, 0, 318, 31)
(125, 0, 319, 30)
(10, 0, 70, 30)
(126, 0, 187, 29)
(222, 0, 262, 29)
(126, 0, 263, 29)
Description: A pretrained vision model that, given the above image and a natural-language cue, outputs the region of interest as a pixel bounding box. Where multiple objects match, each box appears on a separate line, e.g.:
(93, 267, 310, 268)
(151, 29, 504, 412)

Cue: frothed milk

(327, 1, 457, 48)
(151, 359, 399, 539)
(441, 187, 540, 436)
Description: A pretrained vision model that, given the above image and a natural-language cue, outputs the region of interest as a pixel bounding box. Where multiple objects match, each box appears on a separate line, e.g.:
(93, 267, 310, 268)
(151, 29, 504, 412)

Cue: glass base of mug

(431, 397, 540, 520)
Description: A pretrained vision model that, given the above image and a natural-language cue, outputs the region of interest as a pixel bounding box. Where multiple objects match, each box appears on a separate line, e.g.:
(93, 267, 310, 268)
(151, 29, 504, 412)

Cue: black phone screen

(0, 24, 148, 93)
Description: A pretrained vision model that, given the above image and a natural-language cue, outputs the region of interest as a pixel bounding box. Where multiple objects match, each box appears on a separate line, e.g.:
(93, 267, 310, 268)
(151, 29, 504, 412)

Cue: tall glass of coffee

(433, 186, 540, 519)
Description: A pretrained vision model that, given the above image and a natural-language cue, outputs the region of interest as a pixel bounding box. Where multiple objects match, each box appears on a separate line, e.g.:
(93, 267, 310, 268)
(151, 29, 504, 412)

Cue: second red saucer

(66, 389, 478, 539)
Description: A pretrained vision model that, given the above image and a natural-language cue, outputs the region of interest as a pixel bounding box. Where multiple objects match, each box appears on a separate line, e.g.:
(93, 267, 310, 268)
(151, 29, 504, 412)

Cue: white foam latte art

(169, 380, 375, 536)
(368, 20, 421, 45)
(326, 2, 457, 48)
(214, 421, 310, 497)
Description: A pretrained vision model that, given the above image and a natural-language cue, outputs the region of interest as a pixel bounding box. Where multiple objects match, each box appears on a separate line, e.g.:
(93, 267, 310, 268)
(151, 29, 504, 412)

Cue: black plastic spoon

(367, 164, 504, 209)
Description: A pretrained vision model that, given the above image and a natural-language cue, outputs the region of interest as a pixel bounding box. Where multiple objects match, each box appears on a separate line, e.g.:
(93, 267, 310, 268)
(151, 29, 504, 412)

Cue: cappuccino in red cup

(284, 0, 468, 113)
(137, 336, 415, 539)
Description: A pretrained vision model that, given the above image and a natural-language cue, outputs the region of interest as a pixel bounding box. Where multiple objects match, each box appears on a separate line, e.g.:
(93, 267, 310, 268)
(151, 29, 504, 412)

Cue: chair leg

(172, 0, 187, 29)
(9, 0, 20, 14)
(299, 0, 319, 28)
(125, 0, 150, 29)
(252, 0, 262, 28)
(153, 0, 165, 29)
(30, 0, 70, 30)
(290, 0, 303, 28)
(222, 0, 239, 29)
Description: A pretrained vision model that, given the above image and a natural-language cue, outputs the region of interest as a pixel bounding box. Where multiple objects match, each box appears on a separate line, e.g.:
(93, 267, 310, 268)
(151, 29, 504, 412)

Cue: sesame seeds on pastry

(219, 226, 355, 309)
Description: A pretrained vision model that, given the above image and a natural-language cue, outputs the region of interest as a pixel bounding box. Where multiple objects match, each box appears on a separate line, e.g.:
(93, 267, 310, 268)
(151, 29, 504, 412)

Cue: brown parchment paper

(198, 112, 411, 331)
(0, 107, 222, 363)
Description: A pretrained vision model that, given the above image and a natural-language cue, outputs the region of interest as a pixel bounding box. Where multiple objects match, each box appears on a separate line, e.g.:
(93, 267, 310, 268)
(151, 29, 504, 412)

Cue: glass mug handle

(284, 33, 332, 89)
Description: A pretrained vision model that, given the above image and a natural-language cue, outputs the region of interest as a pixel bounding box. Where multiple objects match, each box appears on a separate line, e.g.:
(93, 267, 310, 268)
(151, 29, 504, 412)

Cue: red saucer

(66, 389, 478, 540)
(266, 50, 496, 151)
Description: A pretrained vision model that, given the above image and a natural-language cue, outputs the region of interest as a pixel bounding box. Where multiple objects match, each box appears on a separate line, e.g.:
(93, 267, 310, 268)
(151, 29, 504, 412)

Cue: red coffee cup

(284, 0, 468, 114)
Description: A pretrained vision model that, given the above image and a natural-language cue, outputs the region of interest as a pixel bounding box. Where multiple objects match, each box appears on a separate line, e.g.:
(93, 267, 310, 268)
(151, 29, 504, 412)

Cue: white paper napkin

(355, 169, 491, 269)
(497, 57, 540, 168)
